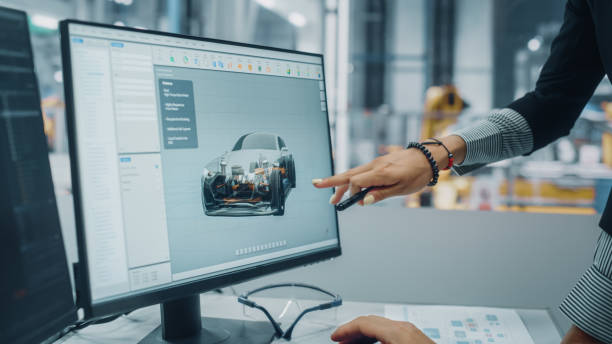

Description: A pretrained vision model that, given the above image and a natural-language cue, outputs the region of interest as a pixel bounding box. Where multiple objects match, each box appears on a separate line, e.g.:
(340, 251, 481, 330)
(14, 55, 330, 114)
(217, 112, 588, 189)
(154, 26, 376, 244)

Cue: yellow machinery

(420, 85, 468, 140)
(602, 102, 612, 167)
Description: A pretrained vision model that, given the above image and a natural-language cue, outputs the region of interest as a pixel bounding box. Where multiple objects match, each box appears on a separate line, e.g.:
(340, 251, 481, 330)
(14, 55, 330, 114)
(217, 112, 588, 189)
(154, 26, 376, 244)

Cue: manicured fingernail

(329, 194, 335, 204)
(363, 194, 375, 205)
(312, 178, 323, 185)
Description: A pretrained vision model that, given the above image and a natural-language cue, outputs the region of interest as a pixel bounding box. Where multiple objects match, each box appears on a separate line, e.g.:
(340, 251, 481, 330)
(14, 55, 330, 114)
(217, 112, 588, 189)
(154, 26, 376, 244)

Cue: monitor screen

(0, 7, 76, 344)
(63, 22, 339, 307)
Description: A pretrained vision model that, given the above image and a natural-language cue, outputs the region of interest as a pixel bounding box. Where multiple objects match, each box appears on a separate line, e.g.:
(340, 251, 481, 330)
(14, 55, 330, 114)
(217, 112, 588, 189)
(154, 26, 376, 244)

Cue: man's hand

(313, 135, 466, 205)
(330, 315, 435, 344)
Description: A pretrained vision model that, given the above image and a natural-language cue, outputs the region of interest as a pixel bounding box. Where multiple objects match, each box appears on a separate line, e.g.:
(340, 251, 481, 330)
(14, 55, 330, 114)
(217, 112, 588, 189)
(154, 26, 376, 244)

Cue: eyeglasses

(237, 283, 342, 340)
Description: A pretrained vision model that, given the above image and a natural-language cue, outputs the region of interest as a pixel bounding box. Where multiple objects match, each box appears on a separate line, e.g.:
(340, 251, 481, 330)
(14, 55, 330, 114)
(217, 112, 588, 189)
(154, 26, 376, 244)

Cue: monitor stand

(138, 294, 276, 344)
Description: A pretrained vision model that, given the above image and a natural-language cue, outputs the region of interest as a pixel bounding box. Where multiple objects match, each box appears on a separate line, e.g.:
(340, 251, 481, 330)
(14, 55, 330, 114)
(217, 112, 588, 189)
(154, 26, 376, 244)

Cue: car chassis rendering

(201, 132, 296, 216)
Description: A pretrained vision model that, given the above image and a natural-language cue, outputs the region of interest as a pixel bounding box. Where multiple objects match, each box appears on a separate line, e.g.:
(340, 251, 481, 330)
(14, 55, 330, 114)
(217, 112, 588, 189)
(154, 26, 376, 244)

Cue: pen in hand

(335, 186, 376, 211)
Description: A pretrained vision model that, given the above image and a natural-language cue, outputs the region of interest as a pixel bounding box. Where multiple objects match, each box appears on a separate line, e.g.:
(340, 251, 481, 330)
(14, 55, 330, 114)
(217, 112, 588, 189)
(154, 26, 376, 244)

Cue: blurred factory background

(4, 0, 612, 215)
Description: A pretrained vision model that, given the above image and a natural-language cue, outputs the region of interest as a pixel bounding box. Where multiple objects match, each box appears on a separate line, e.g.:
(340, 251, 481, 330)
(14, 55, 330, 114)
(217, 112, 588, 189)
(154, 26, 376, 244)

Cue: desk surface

(54, 294, 561, 344)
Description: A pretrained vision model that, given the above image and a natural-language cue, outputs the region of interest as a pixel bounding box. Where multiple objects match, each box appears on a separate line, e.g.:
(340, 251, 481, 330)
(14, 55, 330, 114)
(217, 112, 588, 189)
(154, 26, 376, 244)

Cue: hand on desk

(561, 325, 604, 344)
(313, 136, 466, 205)
(331, 315, 435, 344)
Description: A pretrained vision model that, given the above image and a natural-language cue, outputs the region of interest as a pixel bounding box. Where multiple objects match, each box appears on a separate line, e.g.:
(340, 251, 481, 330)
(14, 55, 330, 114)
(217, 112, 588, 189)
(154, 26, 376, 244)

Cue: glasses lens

(243, 295, 304, 324)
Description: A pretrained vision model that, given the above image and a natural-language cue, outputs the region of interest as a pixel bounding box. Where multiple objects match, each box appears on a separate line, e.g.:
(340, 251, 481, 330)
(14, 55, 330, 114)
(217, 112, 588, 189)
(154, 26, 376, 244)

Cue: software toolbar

(69, 23, 323, 81)
(151, 45, 323, 80)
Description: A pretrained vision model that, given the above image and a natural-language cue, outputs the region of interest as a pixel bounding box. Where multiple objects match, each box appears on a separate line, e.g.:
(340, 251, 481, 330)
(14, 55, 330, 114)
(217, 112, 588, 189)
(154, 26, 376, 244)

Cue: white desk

(54, 294, 561, 344)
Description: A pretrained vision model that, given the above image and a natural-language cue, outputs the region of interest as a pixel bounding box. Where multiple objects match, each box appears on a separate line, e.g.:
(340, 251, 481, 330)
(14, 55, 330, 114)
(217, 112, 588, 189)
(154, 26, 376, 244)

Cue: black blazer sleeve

(508, 0, 605, 153)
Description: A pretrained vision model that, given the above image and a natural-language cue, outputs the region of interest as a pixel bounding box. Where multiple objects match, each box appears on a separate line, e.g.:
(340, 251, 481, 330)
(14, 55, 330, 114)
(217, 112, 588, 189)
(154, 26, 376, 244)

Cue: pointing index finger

(313, 174, 350, 188)
(313, 163, 374, 188)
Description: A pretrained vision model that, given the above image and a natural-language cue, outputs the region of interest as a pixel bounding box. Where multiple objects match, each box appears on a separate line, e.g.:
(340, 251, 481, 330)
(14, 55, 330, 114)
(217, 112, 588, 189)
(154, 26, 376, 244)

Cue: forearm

(445, 108, 534, 175)
(560, 231, 612, 343)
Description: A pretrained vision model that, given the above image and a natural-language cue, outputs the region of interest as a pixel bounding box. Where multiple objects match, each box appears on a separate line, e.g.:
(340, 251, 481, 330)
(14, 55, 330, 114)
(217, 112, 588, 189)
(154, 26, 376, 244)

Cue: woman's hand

(331, 315, 435, 344)
(313, 136, 466, 205)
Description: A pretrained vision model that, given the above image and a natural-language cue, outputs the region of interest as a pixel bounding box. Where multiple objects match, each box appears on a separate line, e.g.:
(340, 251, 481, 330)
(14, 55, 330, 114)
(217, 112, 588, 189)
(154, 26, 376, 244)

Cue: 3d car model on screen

(201, 132, 296, 216)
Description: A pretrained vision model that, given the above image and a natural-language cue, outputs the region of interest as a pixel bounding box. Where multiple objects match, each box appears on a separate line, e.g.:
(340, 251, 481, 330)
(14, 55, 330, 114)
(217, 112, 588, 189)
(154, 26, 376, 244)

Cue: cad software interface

(67, 24, 338, 302)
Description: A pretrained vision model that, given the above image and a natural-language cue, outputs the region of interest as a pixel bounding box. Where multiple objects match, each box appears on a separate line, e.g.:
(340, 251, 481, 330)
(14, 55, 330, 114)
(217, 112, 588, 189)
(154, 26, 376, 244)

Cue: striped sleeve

(450, 108, 534, 175)
(560, 231, 612, 343)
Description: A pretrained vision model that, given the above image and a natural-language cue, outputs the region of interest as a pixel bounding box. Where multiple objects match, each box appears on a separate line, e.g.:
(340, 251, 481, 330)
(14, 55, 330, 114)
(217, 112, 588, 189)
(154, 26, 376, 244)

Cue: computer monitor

(60, 20, 340, 342)
(0, 7, 77, 344)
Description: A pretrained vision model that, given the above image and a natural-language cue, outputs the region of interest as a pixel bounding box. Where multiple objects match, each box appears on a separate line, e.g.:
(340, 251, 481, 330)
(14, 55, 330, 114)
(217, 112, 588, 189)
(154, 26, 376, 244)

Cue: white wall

(386, 0, 426, 112)
(454, 0, 493, 112)
(385, 0, 493, 113)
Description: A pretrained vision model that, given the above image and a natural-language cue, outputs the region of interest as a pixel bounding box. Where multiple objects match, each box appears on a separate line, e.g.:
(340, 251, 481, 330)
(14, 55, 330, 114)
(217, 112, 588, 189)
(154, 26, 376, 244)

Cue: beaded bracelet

(422, 138, 454, 170)
(406, 142, 439, 187)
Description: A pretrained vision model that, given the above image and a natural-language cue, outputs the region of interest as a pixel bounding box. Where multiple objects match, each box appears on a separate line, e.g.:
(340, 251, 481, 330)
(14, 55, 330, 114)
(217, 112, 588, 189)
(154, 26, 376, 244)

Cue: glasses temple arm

(253, 303, 284, 338)
(281, 305, 321, 340)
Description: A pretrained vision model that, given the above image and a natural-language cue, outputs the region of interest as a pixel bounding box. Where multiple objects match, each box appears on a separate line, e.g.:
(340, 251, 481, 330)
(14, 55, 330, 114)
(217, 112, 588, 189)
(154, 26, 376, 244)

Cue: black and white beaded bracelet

(406, 142, 439, 187)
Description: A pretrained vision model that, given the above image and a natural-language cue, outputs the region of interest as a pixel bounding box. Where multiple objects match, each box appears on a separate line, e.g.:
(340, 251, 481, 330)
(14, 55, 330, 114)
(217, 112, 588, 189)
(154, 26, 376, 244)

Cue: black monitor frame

(60, 19, 341, 320)
(0, 6, 77, 343)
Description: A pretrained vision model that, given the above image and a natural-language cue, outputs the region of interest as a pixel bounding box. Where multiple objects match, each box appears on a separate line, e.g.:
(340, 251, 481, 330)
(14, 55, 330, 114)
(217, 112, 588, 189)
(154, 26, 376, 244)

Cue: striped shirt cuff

(451, 108, 534, 175)
(560, 231, 612, 343)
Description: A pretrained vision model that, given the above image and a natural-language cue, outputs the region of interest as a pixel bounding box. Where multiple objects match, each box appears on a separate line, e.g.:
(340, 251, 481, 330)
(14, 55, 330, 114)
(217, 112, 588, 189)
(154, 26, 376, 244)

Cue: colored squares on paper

(423, 328, 440, 339)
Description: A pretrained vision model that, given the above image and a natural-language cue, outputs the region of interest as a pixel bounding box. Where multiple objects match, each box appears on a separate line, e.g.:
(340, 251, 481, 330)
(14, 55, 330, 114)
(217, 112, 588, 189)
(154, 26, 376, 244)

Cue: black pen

(335, 186, 376, 211)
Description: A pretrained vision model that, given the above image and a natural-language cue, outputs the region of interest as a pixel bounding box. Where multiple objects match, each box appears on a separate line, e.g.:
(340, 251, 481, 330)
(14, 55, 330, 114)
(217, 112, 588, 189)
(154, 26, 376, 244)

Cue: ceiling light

(54, 70, 63, 83)
(31, 14, 58, 30)
(527, 37, 542, 52)
(288, 12, 307, 27)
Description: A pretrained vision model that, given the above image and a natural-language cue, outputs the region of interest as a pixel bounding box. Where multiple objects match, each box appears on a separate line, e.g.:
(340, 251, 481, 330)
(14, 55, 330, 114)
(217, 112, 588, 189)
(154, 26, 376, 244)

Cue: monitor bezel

(60, 19, 341, 319)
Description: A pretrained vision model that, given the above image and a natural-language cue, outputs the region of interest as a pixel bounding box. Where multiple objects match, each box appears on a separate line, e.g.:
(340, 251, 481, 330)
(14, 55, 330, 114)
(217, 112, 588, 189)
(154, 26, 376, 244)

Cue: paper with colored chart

(384, 304, 534, 344)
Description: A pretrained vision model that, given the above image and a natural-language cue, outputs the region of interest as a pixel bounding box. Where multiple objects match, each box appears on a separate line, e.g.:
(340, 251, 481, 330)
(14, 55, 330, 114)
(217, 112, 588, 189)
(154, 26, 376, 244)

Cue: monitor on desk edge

(60, 20, 340, 340)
